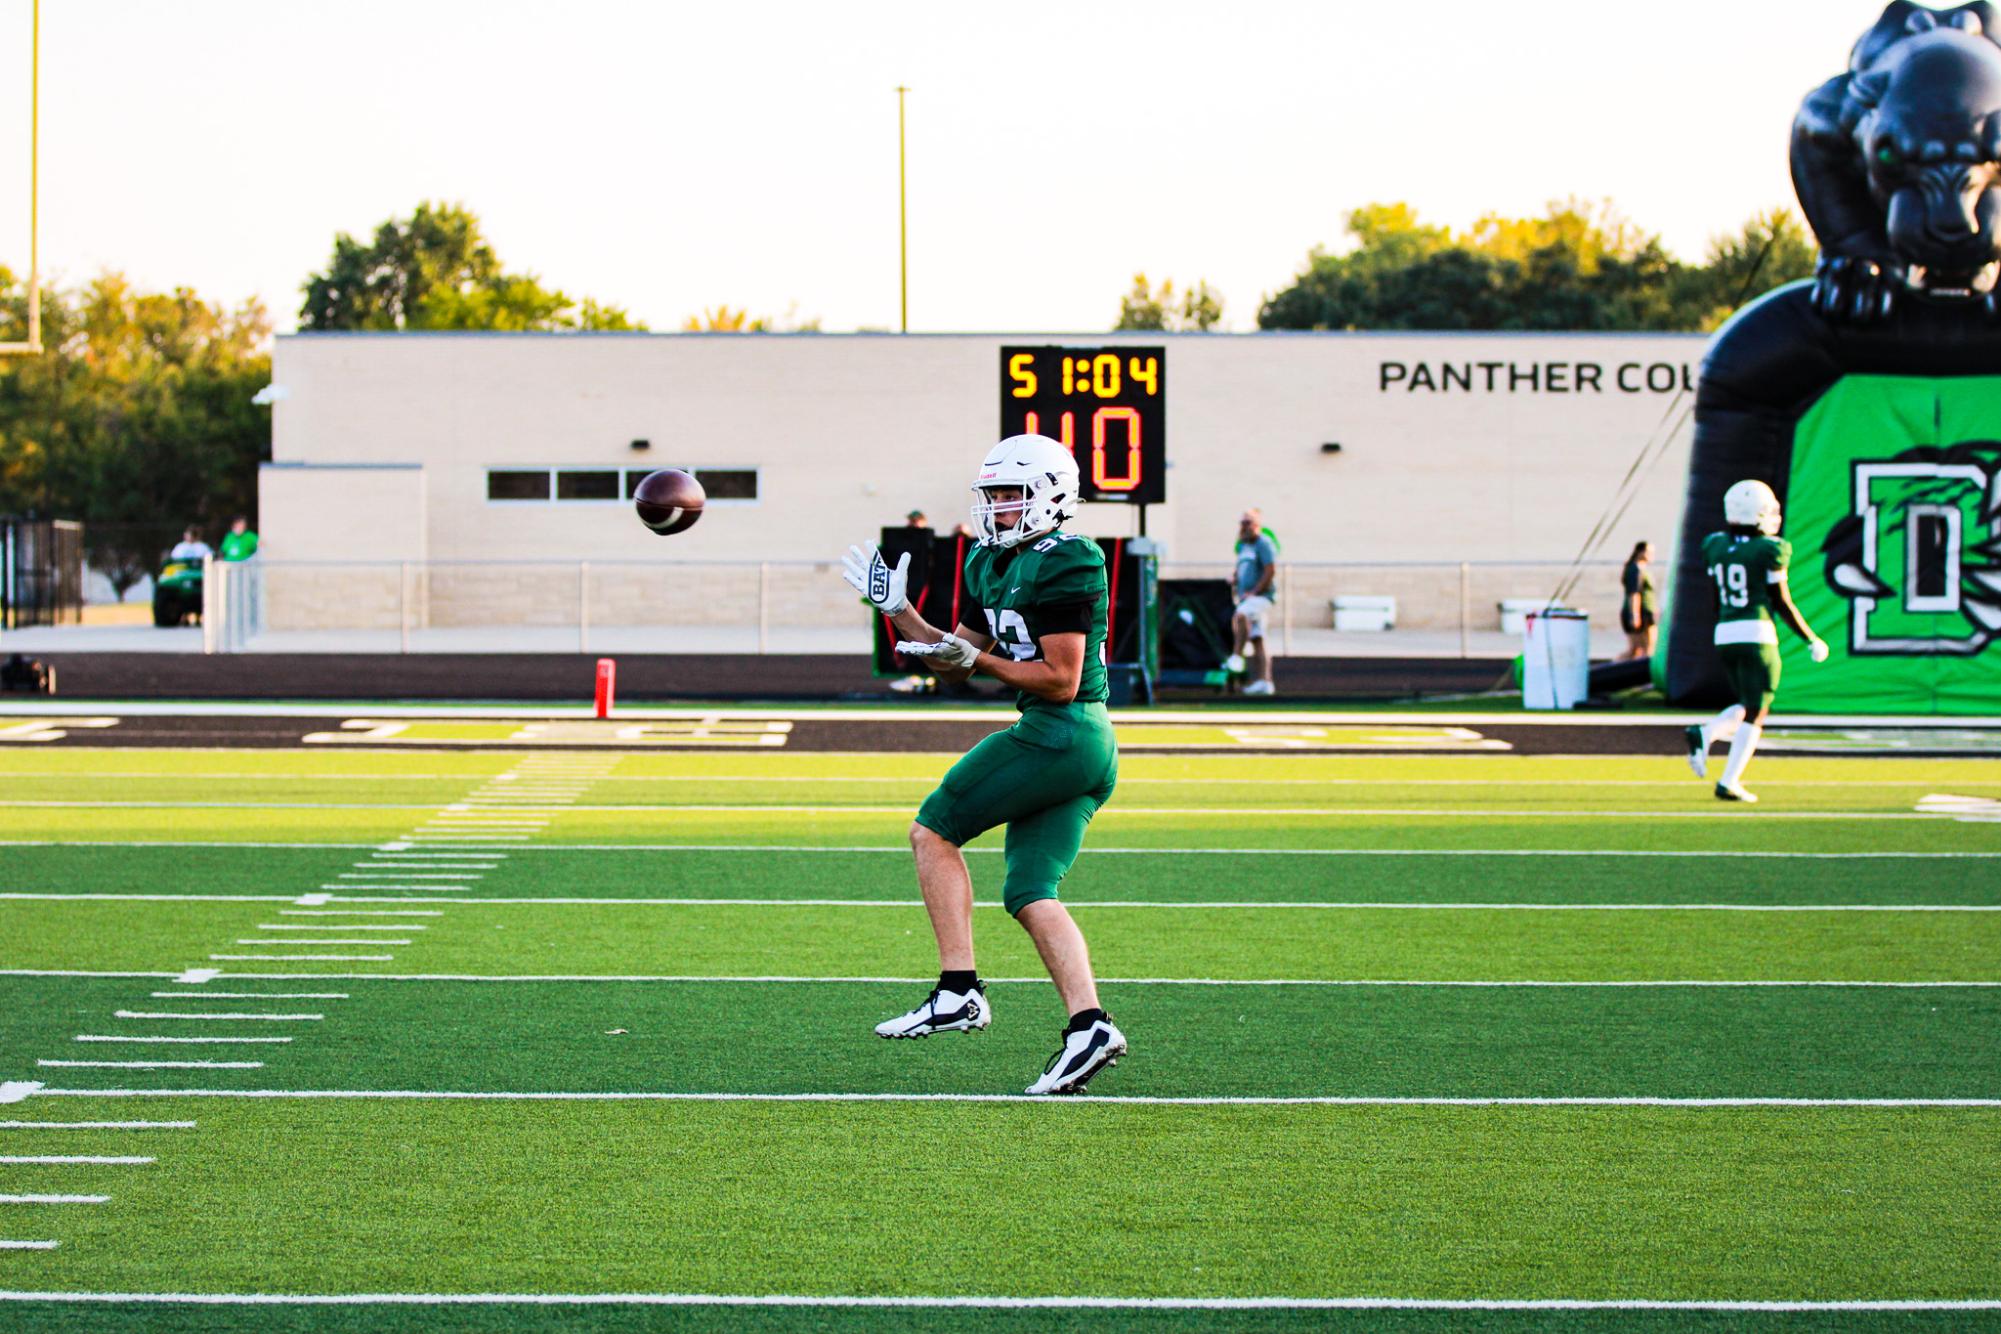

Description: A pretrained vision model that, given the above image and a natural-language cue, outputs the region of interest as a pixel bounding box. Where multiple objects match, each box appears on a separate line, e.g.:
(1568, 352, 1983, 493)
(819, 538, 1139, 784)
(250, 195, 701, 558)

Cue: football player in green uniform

(1686, 479, 1829, 802)
(841, 434, 1125, 1095)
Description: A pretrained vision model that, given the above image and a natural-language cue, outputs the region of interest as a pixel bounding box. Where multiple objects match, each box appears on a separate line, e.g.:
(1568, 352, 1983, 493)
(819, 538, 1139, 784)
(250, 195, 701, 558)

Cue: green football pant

(1718, 641, 1782, 713)
(914, 704, 1119, 915)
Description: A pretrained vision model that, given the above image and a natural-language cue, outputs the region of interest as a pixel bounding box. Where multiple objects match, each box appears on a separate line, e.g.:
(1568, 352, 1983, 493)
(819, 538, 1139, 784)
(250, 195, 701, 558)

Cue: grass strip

(5, 898, 2000, 982)
(5, 1098, 1998, 1300)
(4, 977, 1997, 1099)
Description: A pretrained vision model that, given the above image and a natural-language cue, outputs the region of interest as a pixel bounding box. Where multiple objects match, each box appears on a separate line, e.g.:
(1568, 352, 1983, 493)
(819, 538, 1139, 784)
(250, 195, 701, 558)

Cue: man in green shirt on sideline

(218, 516, 258, 562)
(842, 434, 1124, 1096)
(1685, 479, 1828, 803)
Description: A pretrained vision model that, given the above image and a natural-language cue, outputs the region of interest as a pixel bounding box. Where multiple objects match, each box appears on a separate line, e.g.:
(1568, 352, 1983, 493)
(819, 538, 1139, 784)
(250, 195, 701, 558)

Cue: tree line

(1122, 200, 1818, 333)
(0, 269, 271, 595)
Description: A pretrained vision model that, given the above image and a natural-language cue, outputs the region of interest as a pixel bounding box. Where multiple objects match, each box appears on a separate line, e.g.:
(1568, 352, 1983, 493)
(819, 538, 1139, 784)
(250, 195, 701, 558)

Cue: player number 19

(1708, 562, 1749, 608)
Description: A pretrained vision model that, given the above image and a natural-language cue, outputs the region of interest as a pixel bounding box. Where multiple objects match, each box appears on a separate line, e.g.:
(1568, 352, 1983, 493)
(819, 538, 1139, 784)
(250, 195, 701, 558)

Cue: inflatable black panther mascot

(1664, 1, 2001, 713)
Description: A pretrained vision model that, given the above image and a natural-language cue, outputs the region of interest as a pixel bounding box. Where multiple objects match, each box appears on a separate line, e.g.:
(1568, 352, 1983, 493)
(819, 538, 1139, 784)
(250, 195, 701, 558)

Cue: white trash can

(1522, 608, 1590, 710)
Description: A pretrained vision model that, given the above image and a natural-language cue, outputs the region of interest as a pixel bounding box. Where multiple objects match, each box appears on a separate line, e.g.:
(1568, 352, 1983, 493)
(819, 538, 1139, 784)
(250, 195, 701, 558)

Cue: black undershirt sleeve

(1035, 600, 1093, 635)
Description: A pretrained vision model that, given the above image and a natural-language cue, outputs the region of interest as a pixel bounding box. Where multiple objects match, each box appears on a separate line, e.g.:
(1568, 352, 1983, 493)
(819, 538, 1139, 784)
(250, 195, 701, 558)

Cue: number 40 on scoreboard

(1000, 345, 1166, 505)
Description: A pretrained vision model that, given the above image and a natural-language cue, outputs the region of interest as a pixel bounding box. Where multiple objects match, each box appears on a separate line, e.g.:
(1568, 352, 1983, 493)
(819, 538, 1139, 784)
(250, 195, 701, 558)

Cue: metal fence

(0, 517, 85, 630)
(203, 557, 1638, 656)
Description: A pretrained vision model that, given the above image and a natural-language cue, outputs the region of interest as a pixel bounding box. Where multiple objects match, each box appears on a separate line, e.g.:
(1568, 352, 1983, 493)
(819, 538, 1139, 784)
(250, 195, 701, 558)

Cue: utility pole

(2, 0, 40, 356)
(896, 85, 909, 334)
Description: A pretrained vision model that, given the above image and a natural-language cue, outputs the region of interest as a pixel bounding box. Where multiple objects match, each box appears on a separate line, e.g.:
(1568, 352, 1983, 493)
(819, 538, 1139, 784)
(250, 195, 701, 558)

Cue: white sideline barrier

(1331, 595, 1397, 632)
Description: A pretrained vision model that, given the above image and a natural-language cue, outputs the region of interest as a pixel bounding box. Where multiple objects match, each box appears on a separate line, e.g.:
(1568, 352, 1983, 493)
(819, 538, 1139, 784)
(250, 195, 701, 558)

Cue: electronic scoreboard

(999, 345, 1166, 505)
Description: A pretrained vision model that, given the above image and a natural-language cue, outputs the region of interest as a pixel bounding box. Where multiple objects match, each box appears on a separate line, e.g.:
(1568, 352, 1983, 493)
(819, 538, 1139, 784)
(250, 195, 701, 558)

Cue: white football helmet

(970, 434, 1080, 548)
(1723, 479, 1783, 535)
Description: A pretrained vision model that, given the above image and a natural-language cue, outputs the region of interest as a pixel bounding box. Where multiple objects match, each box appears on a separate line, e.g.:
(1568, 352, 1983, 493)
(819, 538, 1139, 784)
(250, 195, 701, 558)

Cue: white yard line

(36, 1061, 264, 1070)
(21, 1089, 2001, 1109)
(2, 802, 478, 811)
(255, 924, 427, 931)
(0, 894, 296, 903)
(148, 992, 346, 999)
(202, 972, 2001, 988)
(16, 769, 2001, 787)
(0, 1242, 57, 1251)
(0, 1194, 107, 1204)
(294, 897, 2001, 912)
(232, 939, 412, 946)
(6, 840, 1991, 857)
(114, 1011, 321, 1021)
(0, 1122, 193, 1130)
(0, 800, 1961, 819)
(14, 889, 1987, 911)
(1, 1293, 1997, 1312)
(0, 1154, 153, 1164)
(0, 971, 177, 979)
(8, 968, 1993, 989)
(335, 873, 483, 880)
(425, 816, 548, 822)
(73, 1036, 292, 1045)
(279, 911, 440, 918)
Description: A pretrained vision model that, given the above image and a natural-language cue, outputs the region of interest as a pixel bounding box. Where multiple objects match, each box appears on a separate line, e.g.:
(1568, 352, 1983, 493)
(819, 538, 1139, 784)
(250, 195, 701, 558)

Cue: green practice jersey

(962, 530, 1109, 712)
(1701, 530, 1791, 645)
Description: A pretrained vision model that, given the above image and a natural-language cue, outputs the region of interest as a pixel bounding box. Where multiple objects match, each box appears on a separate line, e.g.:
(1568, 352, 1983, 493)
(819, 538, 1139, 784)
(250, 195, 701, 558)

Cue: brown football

(633, 469, 705, 536)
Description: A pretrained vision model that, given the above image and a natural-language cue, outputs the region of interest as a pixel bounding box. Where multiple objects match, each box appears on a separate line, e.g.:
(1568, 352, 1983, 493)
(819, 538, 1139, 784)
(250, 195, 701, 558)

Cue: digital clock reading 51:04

(999, 345, 1166, 505)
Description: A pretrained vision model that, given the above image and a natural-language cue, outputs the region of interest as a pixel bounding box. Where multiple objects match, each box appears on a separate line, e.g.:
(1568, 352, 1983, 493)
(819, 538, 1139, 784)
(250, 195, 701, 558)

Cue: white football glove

(842, 544, 910, 615)
(895, 633, 980, 671)
(1808, 637, 1830, 663)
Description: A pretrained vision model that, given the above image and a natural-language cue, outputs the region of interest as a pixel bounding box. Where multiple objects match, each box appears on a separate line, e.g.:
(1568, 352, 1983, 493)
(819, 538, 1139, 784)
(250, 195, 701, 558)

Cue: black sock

(1067, 1006, 1107, 1031)
(939, 970, 979, 994)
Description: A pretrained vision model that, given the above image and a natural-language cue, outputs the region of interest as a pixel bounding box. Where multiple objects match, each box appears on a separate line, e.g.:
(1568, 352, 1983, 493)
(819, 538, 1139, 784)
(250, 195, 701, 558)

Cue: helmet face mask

(970, 434, 1081, 548)
(1723, 478, 1784, 535)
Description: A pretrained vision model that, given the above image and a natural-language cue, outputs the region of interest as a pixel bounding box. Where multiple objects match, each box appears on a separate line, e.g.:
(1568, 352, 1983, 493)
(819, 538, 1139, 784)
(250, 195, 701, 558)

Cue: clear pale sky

(0, 0, 1894, 333)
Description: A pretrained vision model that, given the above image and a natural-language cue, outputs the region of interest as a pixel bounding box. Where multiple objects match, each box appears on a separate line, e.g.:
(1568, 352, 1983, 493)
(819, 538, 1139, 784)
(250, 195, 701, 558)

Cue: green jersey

(1701, 531, 1791, 645)
(962, 530, 1109, 713)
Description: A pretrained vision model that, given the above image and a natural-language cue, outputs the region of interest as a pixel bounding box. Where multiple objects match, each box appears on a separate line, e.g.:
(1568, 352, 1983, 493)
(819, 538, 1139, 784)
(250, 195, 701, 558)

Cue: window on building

(556, 470, 621, 501)
(490, 465, 759, 504)
(620, 467, 759, 503)
(697, 469, 759, 502)
(488, 470, 551, 501)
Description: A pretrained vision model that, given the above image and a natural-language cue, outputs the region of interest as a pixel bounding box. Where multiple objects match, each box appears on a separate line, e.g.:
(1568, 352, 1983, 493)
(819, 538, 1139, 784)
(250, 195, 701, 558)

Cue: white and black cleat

(1684, 725, 1708, 779)
(875, 984, 991, 1039)
(1714, 781, 1758, 804)
(1024, 1015, 1126, 1096)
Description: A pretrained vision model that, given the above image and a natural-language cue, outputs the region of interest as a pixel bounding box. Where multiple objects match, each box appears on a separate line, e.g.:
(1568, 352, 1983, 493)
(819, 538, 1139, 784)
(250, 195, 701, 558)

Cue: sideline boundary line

(7, 698, 1999, 727)
(7, 969, 1997, 988)
(5, 892, 1999, 912)
(11, 770, 2000, 789)
(21, 1089, 2001, 1108)
(0, 1292, 1997, 1312)
(3, 841, 1996, 858)
(0, 801, 1958, 819)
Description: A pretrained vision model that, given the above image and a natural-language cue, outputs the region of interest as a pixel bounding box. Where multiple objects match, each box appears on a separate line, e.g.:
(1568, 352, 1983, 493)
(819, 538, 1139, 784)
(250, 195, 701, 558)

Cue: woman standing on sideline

(1620, 541, 1657, 660)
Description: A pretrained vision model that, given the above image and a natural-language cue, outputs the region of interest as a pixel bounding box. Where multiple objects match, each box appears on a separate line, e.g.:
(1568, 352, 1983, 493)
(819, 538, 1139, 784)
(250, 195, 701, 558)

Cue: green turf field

(2, 737, 1999, 1330)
